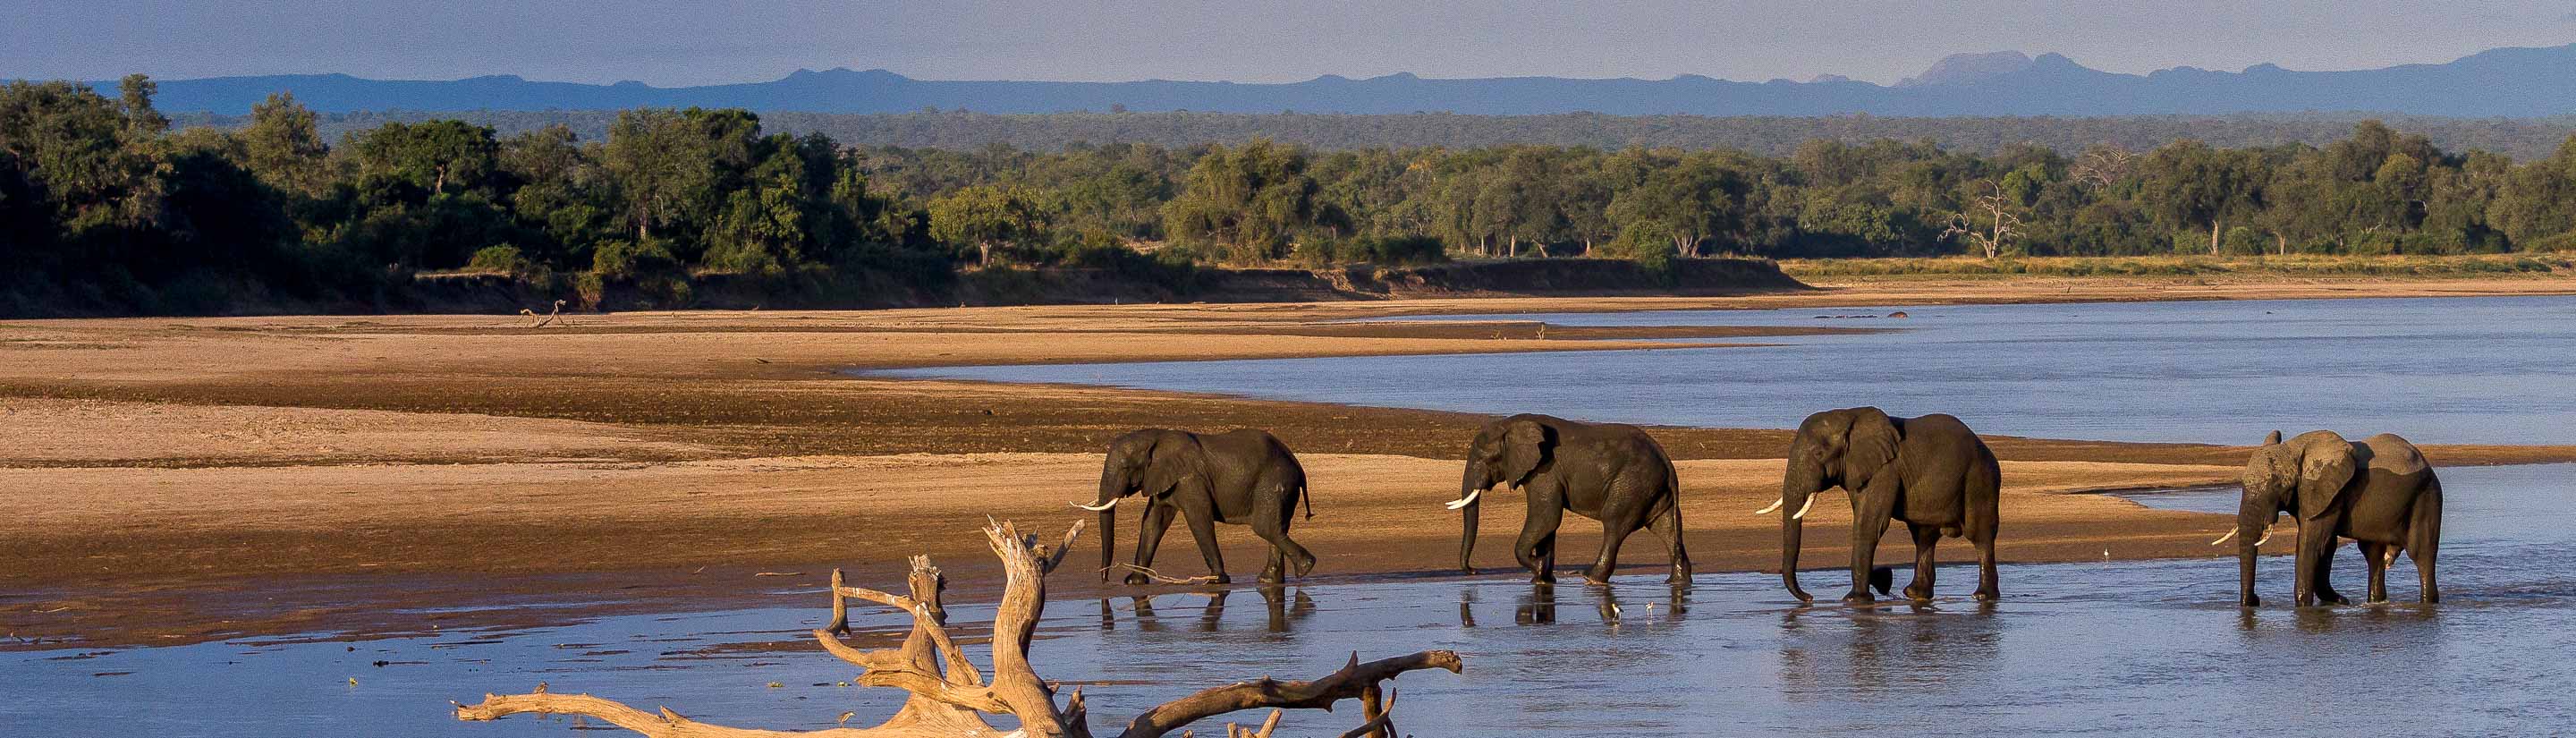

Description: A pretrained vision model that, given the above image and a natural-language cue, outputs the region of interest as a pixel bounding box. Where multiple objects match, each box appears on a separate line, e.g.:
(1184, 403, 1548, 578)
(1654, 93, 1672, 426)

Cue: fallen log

(454, 519, 1459, 737)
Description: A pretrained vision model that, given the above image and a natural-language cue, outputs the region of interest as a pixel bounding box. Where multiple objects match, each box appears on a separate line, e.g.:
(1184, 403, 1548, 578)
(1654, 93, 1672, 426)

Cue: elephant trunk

(1457, 460, 1486, 574)
(2233, 494, 2274, 606)
(1779, 460, 1820, 603)
(1099, 506, 1119, 581)
(1093, 468, 1129, 581)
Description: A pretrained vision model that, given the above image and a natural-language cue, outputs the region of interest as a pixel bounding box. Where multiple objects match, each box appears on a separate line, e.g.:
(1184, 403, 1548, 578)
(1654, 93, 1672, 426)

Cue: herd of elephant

(1072, 408, 2445, 607)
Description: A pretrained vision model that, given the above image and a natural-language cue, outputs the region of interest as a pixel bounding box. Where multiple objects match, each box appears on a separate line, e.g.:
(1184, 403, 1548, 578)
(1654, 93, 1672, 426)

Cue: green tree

(239, 92, 332, 197)
(928, 184, 1041, 267)
(2141, 140, 2267, 254)
(352, 120, 500, 196)
(600, 108, 762, 249)
(1163, 139, 1318, 262)
(117, 74, 168, 138)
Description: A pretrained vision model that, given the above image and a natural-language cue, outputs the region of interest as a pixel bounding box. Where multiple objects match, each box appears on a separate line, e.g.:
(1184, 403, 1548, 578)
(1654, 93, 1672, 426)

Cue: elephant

(2219, 430, 2442, 607)
(1768, 407, 2001, 604)
(1445, 414, 1690, 585)
(1073, 428, 1316, 585)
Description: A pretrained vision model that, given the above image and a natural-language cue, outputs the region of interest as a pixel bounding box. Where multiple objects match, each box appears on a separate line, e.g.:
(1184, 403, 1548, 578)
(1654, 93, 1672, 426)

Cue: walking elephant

(1445, 414, 1690, 585)
(2219, 430, 2442, 607)
(1767, 407, 2001, 604)
(1072, 428, 1315, 585)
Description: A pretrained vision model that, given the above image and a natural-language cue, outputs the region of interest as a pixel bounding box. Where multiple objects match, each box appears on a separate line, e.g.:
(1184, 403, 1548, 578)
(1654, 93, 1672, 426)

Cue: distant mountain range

(72, 44, 2576, 117)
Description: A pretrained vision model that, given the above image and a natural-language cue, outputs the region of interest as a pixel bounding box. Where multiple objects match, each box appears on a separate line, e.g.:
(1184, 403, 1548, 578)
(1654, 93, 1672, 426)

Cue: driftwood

(518, 300, 572, 327)
(1112, 564, 1224, 586)
(454, 519, 1459, 737)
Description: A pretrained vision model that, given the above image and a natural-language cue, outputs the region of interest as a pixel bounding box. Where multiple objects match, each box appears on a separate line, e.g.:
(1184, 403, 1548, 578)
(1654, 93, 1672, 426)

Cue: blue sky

(7, 1, 2575, 85)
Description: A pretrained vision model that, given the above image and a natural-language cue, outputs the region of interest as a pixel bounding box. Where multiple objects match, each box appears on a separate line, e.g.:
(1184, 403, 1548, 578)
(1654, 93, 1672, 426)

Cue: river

(9, 296, 2571, 736)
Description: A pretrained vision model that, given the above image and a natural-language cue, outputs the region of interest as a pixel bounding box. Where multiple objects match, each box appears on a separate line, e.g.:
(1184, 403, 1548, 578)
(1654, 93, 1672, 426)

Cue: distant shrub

(1294, 234, 1449, 267)
(590, 238, 681, 279)
(1603, 224, 1677, 274)
(466, 244, 530, 274)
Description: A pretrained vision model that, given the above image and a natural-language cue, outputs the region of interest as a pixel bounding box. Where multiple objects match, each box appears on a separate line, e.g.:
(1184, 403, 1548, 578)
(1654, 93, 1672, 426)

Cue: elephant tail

(1299, 480, 1314, 520)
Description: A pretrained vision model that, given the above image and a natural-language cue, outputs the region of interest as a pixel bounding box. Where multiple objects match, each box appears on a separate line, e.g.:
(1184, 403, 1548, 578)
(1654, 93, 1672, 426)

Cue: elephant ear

(2296, 442, 2358, 521)
(1842, 407, 1902, 488)
(1140, 432, 1206, 498)
(2263, 430, 2283, 445)
(1498, 419, 1552, 485)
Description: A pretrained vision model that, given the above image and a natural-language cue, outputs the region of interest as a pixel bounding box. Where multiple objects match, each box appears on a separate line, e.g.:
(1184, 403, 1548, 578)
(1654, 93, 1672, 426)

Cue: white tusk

(1444, 487, 1483, 511)
(1072, 499, 1118, 512)
(1791, 496, 1818, 521)
(2252, 529, 2275, 547)
(1753, 498, 1784, 515)
(2211, 529, 2240, 546)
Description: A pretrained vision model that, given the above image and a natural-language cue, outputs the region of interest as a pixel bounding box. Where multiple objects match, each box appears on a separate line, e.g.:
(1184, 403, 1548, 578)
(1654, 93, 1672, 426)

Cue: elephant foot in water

(2305, 586, 2351, 607)
(1972, 585, 2000, 602)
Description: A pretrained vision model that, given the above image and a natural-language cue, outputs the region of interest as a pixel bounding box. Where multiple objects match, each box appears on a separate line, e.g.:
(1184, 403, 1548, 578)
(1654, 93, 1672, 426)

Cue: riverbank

(6, 276, 2576, 649)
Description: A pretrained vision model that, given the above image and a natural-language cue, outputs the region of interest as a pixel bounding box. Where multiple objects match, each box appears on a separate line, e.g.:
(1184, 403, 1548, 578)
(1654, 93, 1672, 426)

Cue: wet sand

(5, 274, 2575, 649)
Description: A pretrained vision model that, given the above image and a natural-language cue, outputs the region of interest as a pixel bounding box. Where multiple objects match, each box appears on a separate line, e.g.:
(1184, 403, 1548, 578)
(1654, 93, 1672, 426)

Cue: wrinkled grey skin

(1453, 413, 1690, 586)
(1084, 428, 1315, 585)
(1775, 407, 2001, 604)
(2233, 430, 2443, 607)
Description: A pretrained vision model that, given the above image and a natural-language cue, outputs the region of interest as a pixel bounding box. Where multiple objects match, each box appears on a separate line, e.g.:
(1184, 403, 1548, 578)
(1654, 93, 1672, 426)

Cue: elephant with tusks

(1073, 428, 1316, 585)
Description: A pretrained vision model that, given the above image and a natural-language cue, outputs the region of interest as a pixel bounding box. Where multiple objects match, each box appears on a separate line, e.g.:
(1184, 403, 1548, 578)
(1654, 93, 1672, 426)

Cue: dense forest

(177, 109, 2576, 162)
(13, 76, 2576, 315)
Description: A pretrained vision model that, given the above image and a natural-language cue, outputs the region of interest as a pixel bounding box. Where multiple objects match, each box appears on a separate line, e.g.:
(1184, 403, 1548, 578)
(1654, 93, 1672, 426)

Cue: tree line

(12, 76, 2576, 314)
(177, 109, 2576, 162)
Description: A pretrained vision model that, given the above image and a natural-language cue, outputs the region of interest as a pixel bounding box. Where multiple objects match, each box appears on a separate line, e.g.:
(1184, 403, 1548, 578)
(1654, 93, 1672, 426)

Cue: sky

(7, 1, 2576, 87)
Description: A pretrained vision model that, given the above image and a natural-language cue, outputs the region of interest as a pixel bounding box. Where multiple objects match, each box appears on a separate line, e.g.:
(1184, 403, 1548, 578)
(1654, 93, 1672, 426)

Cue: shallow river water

(7, 464, 2570, 736)
(13, 296, 2576, 736)
(884, 295, 2576, 445)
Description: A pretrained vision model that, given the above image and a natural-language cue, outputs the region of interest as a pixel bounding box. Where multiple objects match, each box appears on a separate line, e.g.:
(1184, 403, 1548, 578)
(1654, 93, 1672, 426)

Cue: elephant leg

(1969, 513, 2000, 602)
(1584, 515, 1634, 587)
(1181, 505, 1230, 584)
(1516, 496, 1564, 584)
(2358, 541, 2389, 604)
(1250, 503, 1314, 584)
(1845, 482, 1899, 604)
(2292, 517, 2343, 607)
(1129, 503, 1177, 586)
(1648, 502, 1690, 585)
(2411, 486, 2442, 604)
(1903, 522, 1940, 602)
(2311, 537, 2351, 606)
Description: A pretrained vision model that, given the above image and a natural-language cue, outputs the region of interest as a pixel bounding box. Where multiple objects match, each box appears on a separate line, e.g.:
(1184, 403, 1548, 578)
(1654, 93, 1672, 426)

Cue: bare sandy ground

(4, 274, 2572, 648)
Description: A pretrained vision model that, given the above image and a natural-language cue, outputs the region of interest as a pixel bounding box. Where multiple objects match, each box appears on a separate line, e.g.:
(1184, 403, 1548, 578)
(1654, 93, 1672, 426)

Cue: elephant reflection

(1099, 587, 1312, 633)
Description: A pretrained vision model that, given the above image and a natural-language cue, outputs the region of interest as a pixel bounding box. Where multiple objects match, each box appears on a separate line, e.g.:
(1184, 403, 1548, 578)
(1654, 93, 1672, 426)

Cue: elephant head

(1073, 429, 1201, 580)
(1447, 416, 1553, 573)
(2219, 429, 2356, 606)
(1767, 407, 1900, 603)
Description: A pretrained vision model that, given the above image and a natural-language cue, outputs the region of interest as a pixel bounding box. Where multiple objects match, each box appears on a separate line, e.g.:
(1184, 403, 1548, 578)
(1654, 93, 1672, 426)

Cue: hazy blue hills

(72, 44, 2576, 117)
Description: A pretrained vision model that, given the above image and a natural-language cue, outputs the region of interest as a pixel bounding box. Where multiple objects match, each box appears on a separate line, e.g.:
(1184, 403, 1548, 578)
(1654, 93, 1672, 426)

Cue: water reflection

(1096, 587, 1316, 635)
